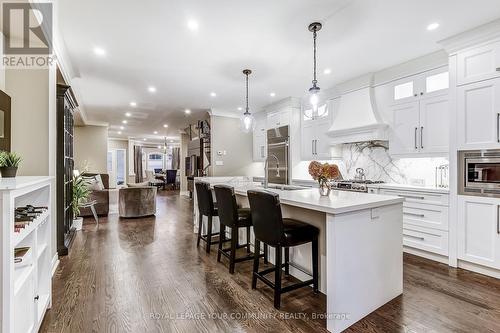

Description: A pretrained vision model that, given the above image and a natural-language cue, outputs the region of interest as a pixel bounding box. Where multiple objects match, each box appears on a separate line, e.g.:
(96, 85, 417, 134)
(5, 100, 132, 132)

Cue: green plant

(0, 151, 22, 168)
(72, 174, 90, 218)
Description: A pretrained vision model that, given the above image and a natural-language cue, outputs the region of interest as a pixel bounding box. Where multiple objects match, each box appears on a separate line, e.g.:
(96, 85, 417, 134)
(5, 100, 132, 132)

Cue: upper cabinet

(389, 95, 449, 156)
(252, 112, 267, 162)
(391, 67, 449, 105)
(456, 40, 500, 86)
(457, 77, 500, 150)
(266, 109, 290, 129)
(300, 100, 338, 160)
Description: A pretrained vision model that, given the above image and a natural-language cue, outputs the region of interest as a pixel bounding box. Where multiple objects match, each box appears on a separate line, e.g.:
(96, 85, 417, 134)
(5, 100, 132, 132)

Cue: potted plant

(308, 161, 340, 196)
(72, 173, 90, 230)
(0, 151, 22, 178)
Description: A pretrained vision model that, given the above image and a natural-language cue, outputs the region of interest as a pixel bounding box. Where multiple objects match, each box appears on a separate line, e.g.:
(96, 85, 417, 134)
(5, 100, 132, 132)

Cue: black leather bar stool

(195, 181, 222, 253)
(247, 189, 319, 309)
(214, 185, 268, 273)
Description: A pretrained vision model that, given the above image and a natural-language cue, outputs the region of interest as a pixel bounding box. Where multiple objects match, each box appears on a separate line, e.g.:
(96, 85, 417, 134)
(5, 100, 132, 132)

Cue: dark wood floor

(40, 191, 500, 333)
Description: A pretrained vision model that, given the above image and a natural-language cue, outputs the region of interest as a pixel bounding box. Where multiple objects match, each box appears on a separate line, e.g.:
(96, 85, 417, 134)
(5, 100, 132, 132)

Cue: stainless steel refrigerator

(267, 125, 290, 185)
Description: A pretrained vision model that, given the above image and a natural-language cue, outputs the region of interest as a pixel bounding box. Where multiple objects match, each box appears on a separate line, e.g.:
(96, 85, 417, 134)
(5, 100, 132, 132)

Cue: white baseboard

(403, 246, 449, 265)
(458, 260, 500, 279)
(51, 253, 59, 277)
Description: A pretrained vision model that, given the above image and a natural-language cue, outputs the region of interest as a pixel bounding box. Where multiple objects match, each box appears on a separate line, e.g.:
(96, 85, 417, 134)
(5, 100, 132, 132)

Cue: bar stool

(247, 189, 319, 309)
(214, 185, 268, 274)
(195, 181, 222, 253)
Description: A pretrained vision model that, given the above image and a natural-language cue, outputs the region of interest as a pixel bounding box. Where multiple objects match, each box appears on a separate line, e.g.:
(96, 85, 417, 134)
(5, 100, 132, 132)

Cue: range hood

(327, 75, 388, 144)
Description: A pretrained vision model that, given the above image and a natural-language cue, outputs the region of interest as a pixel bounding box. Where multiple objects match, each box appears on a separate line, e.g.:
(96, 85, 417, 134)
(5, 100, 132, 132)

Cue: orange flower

(309, 161, 340, 182)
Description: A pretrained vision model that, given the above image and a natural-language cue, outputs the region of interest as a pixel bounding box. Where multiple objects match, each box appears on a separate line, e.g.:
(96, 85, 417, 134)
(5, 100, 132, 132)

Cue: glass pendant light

(240, 69, 255, 133)
(302, 22, 327, 120)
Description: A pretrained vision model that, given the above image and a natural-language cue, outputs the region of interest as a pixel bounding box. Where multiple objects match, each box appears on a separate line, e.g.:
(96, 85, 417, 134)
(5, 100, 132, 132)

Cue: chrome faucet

(263, 154, 280, 188)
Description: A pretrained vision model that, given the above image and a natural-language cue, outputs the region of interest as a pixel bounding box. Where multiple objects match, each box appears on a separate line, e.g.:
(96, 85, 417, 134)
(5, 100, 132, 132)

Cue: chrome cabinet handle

(404, 212, 425, 218)
(398, 194, 425, 200)
(312, 140, 315, 155)
(414, 127, 418, 149)
(405, 234, 425, 241)
(497, 113, 500, 143)
(496, 67, 500, 72)
(420, 126, 424, 149)
(315, 140, 318, 155)
(497, 205, 500, 234)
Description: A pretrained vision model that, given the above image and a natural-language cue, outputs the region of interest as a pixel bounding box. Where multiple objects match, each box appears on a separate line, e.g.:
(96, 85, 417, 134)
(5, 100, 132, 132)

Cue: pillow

(83, 175, 105, 191)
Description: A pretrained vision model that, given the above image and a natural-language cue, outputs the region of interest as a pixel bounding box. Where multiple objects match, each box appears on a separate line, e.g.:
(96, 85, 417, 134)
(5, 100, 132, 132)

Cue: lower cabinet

(458, 195, 500, 270)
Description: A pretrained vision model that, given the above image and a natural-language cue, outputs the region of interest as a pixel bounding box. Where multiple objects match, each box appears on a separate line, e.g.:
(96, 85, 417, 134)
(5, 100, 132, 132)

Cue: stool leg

(312, 236, 319, 293)
(90, 205, 99, 227)
(229, 227, 237, 274)
(206, 215, 213, 253)
(197, 214, 203, 247)
(246, 226, 251, 253)
(284, 247, 290, 276)
(274, 245, 282, 309)
(264, 244, 269, 264)
(252, 239, 260, 289)
(217, 225, 225, 262)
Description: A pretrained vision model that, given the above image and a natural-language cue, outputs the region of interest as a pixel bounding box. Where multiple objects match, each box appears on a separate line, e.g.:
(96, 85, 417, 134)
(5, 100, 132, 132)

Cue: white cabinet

(457, 41, 500, 85)
(391, 67, 449, 104)
(458, 196, 500, 270)
(389, 95, 449, 156)
(457, 77, 500, 150)
(266, 109, 290, 129)
(252, 113, 267, 162)
(301, 118, 332, 160)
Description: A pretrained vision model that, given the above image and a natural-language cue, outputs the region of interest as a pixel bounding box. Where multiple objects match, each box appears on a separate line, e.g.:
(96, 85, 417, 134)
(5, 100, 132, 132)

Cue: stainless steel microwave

(459, 149, 500, 198)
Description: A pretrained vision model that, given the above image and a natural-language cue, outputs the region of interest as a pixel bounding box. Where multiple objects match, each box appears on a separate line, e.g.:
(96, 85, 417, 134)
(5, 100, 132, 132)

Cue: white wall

(74, 125, 108, 173)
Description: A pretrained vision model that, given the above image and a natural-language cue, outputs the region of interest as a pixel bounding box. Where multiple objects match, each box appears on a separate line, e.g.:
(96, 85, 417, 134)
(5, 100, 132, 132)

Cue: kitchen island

(193, 177, 404, 333)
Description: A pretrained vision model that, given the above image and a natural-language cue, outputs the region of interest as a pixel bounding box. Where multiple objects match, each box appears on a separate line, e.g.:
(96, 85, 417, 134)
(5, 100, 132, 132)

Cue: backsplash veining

(340, 143, 448, 186)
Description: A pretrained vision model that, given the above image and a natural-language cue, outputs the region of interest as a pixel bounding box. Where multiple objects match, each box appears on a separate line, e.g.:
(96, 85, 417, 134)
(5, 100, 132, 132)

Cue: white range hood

(327, 77, 388, 144)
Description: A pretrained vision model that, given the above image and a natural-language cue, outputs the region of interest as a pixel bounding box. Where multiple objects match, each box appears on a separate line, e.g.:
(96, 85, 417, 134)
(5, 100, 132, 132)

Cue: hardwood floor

(41, 191, 500, 333)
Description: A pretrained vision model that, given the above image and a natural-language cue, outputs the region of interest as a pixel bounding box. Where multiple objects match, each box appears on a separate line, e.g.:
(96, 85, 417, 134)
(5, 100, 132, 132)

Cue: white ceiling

(58, 0, 500, 140)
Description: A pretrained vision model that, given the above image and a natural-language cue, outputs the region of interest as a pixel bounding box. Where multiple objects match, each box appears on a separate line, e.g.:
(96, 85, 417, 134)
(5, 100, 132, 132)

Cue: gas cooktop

(331, 180, 385, 193)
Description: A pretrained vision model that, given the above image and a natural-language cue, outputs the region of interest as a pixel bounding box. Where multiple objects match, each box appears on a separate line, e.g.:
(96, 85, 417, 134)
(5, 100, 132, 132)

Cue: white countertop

(366, 182, 449, 194)
(0, 176, 53, 190)
(196, 177, 403, 215)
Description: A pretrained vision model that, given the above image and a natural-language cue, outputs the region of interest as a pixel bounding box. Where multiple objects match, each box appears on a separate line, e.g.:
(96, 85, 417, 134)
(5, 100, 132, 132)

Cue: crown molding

(439, 18, 500, 54)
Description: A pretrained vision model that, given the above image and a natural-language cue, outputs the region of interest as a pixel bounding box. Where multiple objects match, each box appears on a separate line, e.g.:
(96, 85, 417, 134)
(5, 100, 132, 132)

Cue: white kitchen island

(193, 177, 404, 333)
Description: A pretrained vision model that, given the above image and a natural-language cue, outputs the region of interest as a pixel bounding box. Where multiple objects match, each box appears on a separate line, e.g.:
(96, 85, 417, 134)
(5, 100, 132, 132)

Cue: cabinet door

(315, 120, 333, 160)
(301, 122, 315, 160)
(457, 78, 500, 150)
(457, 41, 500, 85)
(419, 95, 449, 154)
(458, 196, 500, 269)
(389, 102, 420, 155)
(252, 134, 266, 162)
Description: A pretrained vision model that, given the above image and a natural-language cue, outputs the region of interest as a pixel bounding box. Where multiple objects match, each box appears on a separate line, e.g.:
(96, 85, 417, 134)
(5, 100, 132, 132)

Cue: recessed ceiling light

(93, 47, 106, 56)
(129, 101, 137, 107)
(163, 124, 168, 128)
(143, 138, 147, 141)
(237, 107, 242, 111)
(210, 92, 217, 97)
(122, 120, 127, 124)
(118, 131, 122, 135)
(120, 126, 125, 130)
(157, 145, 162, 149)
(154, 131, 158, 134)
(148, 86, 157, 93)
(170, 140, 174, 143)
(323, 68, 332, 75)
(187, 19, 199, 31)
(185, 109, 191, 114)
(125, 112, 132, 117)
(427, 22, 440, 31)
(270, 92, 276, 97)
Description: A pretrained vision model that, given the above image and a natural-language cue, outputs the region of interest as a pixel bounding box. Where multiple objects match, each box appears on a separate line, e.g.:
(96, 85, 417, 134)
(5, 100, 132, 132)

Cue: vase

(0, 167, 18, 178)
(318, 181, 331, 196)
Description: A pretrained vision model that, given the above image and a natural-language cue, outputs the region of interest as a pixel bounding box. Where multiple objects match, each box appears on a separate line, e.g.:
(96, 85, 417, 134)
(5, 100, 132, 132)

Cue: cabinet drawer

(380, 189, 449, 206)
(403, 225, 449, 256)
(403, 203, 449, 231)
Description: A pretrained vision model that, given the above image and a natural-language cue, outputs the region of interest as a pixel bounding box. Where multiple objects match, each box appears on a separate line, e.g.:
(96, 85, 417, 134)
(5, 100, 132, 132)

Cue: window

(147, 153, 164, 171)
(303, 104, 328, 121)
(426, 72, 449, 93)
(394, 81, 414, 100)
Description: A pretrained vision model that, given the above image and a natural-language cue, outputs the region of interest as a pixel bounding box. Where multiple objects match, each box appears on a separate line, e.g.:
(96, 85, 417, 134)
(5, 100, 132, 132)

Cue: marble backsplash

(293, 142, 449, 187)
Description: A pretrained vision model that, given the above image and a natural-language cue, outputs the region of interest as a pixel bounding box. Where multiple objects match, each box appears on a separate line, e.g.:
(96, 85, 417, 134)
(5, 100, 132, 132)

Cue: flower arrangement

(308, 161, 340, 196)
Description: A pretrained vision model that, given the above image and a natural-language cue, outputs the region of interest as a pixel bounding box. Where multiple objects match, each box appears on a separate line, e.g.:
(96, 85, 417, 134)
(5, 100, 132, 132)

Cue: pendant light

(302, 22, 327, 120)
(240, 69, 255, 133)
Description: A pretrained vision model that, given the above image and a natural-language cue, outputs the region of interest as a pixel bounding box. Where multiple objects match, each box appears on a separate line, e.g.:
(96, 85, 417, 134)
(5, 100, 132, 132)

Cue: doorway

(107, 149, 126, 188)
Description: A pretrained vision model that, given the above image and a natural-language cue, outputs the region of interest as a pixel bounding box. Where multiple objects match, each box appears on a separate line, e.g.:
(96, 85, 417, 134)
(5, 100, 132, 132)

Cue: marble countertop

(195, 177, 403, 215)
(0, 176, 53, 190)
(366, 182, 449, 194)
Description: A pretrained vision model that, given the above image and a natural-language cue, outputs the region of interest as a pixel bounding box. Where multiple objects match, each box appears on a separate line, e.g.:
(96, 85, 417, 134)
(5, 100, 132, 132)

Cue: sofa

(80, 173, 110, 217)
(119, 187, 157, 218)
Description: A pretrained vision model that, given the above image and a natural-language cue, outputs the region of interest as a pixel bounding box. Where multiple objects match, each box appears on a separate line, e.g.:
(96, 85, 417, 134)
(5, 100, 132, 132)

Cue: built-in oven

(459, 149, 500, 198)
